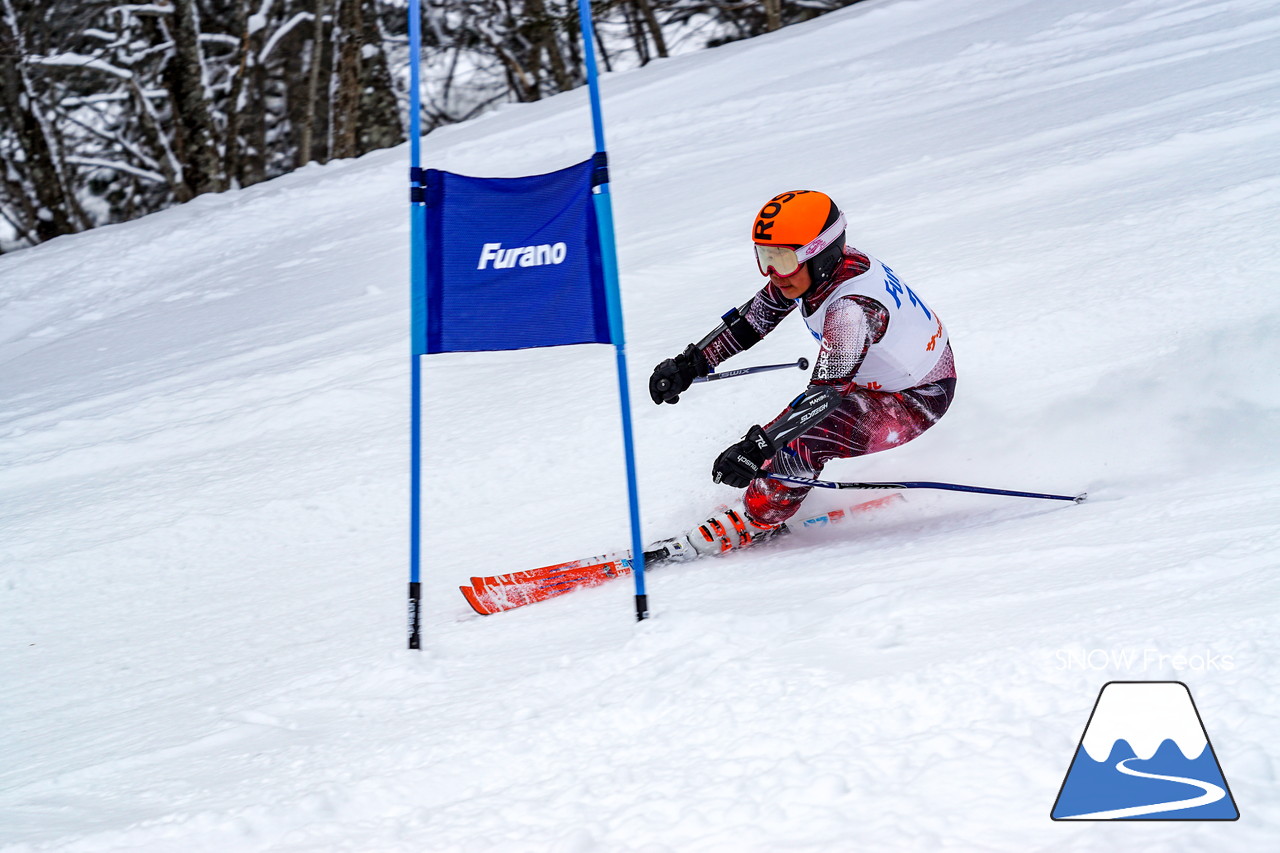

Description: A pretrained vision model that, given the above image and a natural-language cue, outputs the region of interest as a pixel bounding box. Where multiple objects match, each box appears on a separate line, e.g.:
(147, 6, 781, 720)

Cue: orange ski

(460, 493, 903, 615)
(462, 559, 631, 615)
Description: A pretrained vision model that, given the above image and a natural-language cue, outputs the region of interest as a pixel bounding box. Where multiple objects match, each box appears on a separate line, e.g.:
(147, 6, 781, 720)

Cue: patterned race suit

(697, 248, 957, 525)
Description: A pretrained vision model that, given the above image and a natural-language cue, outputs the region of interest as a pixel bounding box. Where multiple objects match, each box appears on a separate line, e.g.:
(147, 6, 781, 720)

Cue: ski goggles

(754, 212, 847, 277)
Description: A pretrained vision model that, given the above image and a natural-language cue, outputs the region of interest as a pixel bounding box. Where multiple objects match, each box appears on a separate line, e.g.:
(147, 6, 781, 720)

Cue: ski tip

(1074, 492, 1088, 503)
(460, 585, 494, 616)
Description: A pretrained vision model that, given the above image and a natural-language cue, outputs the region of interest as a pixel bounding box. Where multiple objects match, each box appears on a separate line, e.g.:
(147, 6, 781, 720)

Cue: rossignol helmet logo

(477, 242, 567, 270)
(753, 190, 814, 242)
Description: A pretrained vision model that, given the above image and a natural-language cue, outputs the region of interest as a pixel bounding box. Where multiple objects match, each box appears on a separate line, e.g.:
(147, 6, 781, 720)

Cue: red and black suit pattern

(697, 250, 957, 525)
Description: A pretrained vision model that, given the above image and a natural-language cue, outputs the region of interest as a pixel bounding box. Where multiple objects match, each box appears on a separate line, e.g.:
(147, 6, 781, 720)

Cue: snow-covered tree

(0, 0, 867, 252)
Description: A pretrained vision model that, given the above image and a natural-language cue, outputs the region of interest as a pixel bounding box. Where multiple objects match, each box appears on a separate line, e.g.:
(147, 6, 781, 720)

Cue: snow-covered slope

(3, 0, 1279, 849)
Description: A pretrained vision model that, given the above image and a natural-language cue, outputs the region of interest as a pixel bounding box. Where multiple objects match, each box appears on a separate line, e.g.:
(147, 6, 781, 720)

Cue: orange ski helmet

(751, 190, 846, 285)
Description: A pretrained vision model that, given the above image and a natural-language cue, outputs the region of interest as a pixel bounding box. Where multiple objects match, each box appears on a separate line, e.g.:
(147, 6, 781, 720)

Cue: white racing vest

(801, 255, 947, 392)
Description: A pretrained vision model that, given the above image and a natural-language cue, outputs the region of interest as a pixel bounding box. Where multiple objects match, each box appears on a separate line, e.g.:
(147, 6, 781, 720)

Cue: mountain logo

(1051, 681, 1239, 820)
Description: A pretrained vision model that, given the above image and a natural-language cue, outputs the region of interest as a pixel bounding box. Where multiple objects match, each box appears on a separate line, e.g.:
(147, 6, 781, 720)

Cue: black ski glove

(712, 425, 776, 488)
(649, 344, 709, 404)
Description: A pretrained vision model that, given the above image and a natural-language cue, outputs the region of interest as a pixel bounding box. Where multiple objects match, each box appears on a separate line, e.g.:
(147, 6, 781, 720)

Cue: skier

(648, 190, 956, 558)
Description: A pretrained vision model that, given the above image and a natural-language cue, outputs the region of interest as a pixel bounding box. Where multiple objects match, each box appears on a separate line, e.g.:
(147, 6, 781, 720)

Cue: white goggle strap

(794, 212, 847, 263)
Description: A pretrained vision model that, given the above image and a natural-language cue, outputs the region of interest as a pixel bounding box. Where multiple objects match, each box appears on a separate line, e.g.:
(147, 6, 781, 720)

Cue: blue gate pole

(407, 0, 426, 648)
(576, 0, 649, 621)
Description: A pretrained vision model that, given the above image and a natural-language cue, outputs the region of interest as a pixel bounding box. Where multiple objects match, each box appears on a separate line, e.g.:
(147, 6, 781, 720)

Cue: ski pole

(768, 474, 1087, 503)
(693, 357, 809, 384)
(656, 357, 808, 401)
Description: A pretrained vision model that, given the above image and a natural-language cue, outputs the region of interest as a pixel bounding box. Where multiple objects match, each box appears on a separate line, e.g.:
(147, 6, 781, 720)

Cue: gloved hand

(712, 425, 776, 488)
(649, 344, 708, 404)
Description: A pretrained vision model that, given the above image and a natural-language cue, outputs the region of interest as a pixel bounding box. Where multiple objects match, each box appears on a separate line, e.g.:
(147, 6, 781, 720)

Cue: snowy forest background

(0, 0, 862, 252)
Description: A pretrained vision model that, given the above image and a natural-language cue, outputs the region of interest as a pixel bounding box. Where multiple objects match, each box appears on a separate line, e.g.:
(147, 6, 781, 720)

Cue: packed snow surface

(3, 0, 1279, 849)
